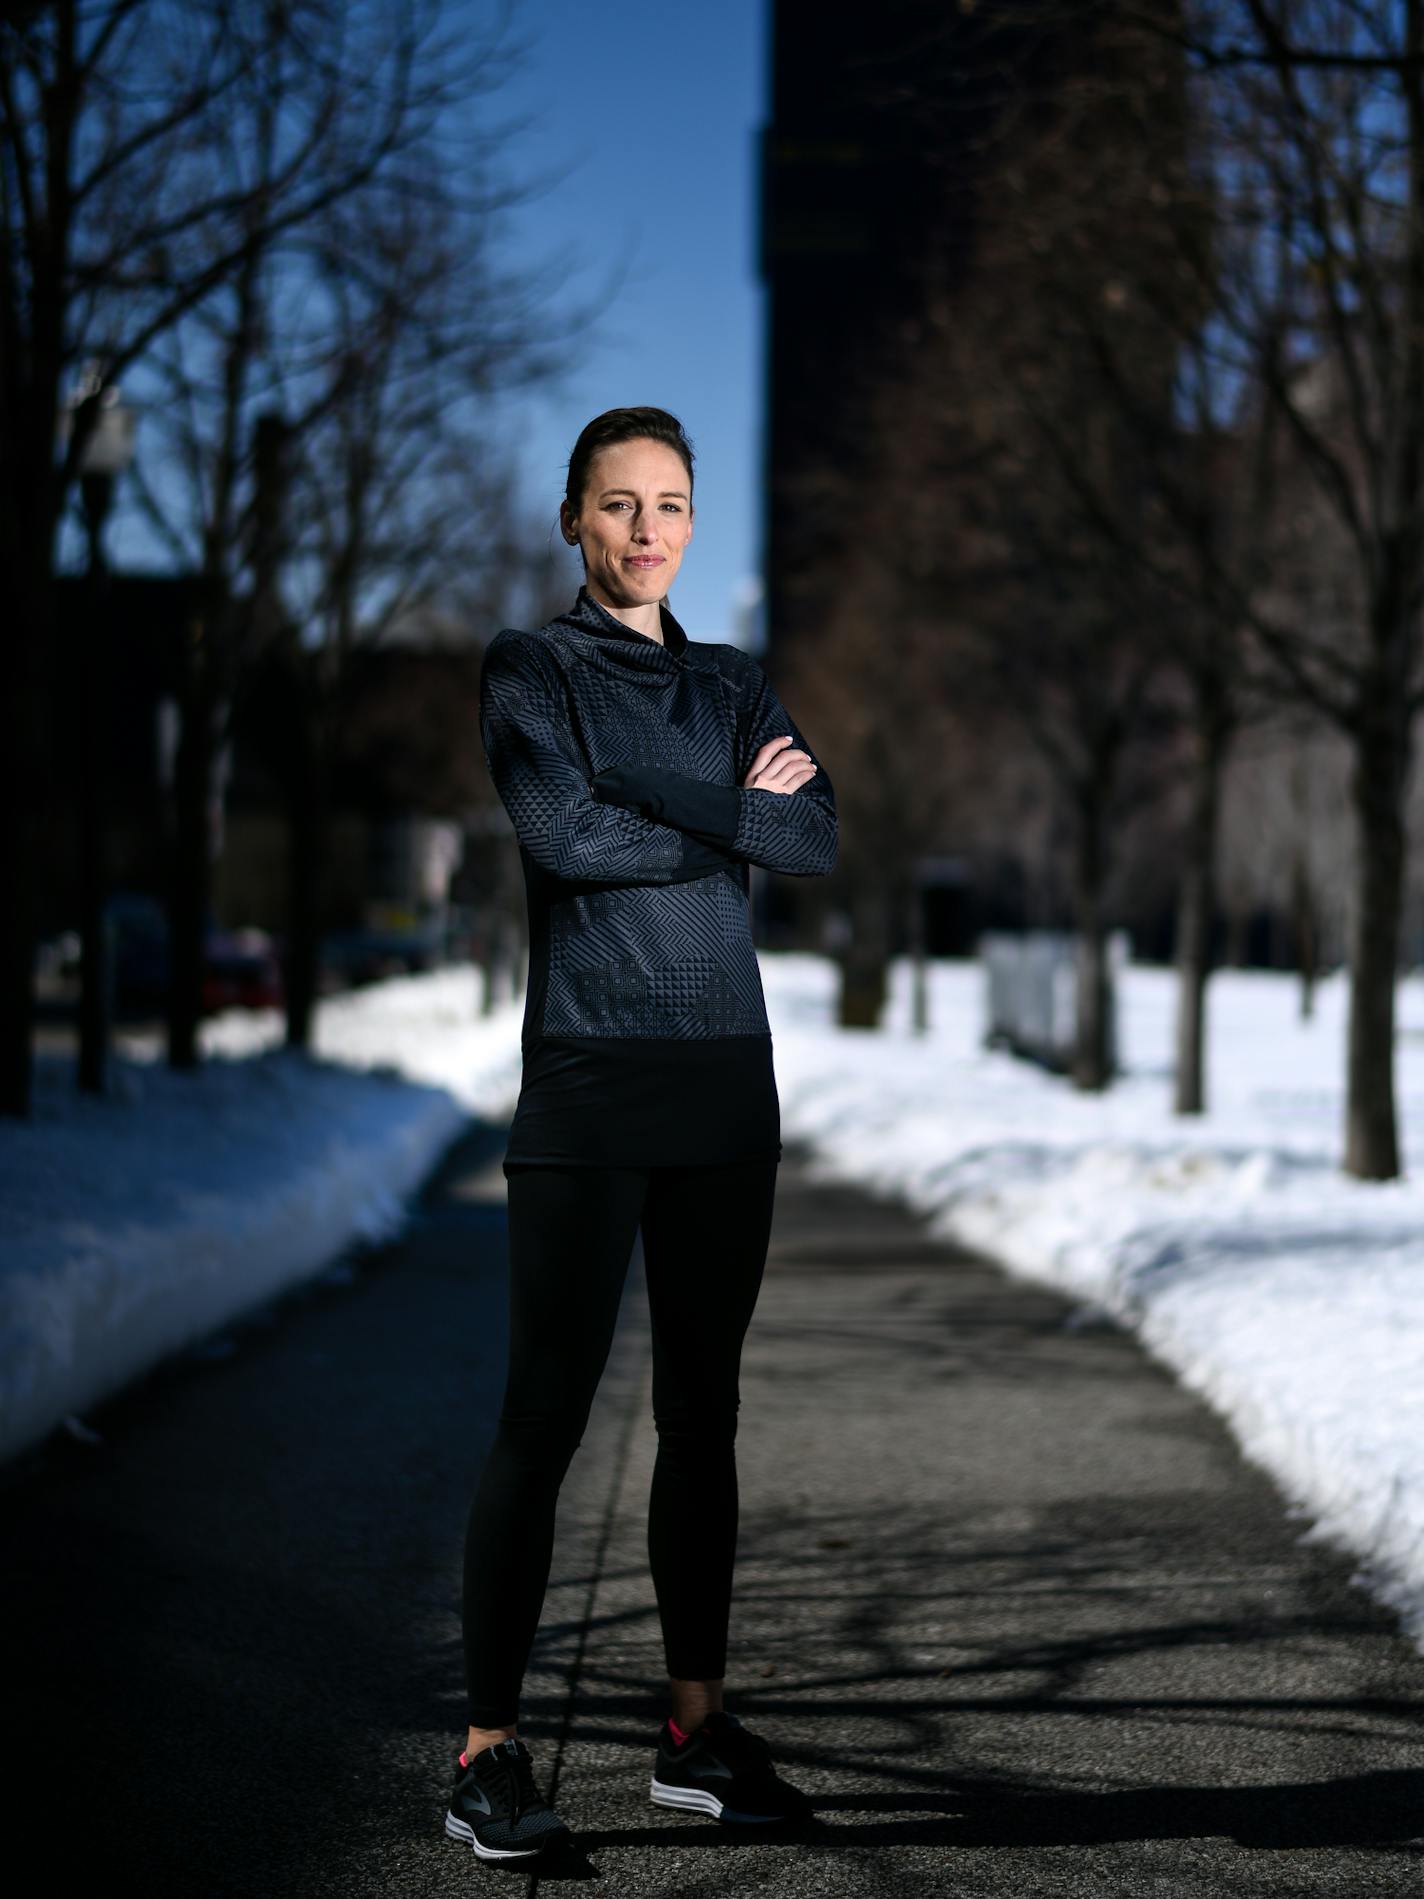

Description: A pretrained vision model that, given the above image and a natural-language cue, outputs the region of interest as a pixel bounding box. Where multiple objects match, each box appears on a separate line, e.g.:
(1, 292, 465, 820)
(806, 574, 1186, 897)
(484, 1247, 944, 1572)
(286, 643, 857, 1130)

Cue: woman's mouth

(627, 557, 663, 569)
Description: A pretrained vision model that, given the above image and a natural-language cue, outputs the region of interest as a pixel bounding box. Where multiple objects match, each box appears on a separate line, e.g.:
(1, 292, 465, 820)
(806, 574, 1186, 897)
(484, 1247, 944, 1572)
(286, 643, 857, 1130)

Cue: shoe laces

(477, 1739, 542, 1822)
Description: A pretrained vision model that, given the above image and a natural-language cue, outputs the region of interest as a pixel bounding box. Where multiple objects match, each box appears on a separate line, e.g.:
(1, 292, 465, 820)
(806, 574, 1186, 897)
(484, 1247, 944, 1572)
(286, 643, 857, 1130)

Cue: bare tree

(920, 0, 1424, 1146)
(944, 1, 1276, 1113)
(1118, 0, 1424, 1175)
(885, 0, 1186, 1088)
(780, 369, 977, 1031)
(1216, 709, 1353, 1009)
(970, 507, 1172, 1090)
(267, 185, 568, 1046)
(1, 0, 499, 1113)
(984, 259, 1284, 1112)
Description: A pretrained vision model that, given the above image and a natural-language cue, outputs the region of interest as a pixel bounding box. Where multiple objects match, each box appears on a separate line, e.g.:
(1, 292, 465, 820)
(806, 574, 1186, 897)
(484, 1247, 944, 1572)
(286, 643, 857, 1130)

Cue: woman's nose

(632, 511, 658, 540)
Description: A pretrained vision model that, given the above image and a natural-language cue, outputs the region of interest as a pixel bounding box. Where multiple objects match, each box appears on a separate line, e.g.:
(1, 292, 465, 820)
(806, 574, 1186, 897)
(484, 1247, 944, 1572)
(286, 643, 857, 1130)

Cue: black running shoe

(650, 1710, 815, 1823)
(444, 1737, 572, 1861)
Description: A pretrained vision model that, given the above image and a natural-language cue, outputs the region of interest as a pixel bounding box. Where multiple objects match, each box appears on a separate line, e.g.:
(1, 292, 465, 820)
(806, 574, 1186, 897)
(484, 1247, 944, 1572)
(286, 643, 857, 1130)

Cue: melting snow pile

(0, 969, 521, 1462)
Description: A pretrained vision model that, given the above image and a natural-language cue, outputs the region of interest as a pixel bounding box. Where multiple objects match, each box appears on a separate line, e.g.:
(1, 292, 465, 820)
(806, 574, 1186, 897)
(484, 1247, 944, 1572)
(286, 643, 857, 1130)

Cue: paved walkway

(5, 1127, 1422, 1894)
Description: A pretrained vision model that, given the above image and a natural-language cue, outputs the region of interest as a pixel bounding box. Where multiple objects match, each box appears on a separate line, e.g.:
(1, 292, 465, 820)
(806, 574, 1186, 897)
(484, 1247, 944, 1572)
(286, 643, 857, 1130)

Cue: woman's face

(561, 437, 694, 610)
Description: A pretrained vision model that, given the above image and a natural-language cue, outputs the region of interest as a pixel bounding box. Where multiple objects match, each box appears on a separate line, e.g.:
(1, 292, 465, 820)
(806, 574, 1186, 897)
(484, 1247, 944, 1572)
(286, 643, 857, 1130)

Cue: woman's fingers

(753, 767, 816, 794)
(743, 735, 816, 794)
(760, 760, 816, 791)
(749, 734, 796, 775)
(744, 734, 814, 793)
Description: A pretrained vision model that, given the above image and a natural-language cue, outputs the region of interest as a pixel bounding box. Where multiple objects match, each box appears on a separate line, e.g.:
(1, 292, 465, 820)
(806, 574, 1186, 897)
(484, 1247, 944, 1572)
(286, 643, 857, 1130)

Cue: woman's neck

(584, 583, 664, 644)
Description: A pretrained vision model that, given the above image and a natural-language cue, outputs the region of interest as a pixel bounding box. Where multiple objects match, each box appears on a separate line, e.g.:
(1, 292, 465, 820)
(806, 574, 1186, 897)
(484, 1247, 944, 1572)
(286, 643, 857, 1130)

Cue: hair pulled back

(564, 406, 695, 512)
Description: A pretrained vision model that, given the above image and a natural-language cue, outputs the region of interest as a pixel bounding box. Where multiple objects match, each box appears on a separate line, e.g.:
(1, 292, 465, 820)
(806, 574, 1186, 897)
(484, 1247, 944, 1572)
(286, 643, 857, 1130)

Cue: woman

(447, 406, 837, 1861)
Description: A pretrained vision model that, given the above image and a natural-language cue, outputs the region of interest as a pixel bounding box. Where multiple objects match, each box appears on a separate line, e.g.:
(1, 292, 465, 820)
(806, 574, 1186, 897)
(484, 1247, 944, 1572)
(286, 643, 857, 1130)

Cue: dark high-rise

(758, 1, 982, 654)
(757, 1, 1108, 659)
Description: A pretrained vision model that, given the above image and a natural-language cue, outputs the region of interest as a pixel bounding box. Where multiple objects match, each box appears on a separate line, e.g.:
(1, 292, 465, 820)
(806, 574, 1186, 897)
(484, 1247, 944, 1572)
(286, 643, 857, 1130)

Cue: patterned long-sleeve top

(480, 585, 837, 1051)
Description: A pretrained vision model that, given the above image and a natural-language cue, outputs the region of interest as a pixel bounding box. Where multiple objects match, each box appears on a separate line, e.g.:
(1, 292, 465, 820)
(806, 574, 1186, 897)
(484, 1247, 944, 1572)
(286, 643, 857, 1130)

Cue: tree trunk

(1348, 0, 1424, 1177)
(167, 619, 216, 1071)
(907, 874, 929, 1035)
(486, 835, 526, 1016)
(76, 596, 110, 1101)
(1173, 695, 1228, 1114)
(1, 609, 41, 1117)
(0, 149, 69, 1119)
(283, 671, 327, 1050)
(0, 518, 59, 1118)
(77, 499, 113, 1096)
(1070, 780, 1112, 1091)
(1344, 711, 1407, 1180)
(476, 914, 499, 1018)
(1291, 852, 1318, 1022)
(837, 878, 889, 1029)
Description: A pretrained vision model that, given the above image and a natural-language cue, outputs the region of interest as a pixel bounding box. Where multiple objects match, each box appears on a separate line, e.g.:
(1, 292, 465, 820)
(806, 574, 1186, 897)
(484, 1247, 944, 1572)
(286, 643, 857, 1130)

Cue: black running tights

(462, 1154, 779, 1729)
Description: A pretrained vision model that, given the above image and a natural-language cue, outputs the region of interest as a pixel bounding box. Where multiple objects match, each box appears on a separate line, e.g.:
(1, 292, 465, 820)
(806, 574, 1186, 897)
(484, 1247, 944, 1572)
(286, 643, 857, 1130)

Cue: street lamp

(64, 362, 135, 1095)
(65, 361, 137, 570)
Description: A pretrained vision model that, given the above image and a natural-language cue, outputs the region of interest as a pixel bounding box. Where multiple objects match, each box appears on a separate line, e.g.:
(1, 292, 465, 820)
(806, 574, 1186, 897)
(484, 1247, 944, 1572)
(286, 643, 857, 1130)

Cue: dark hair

(564, 406, 695, 512)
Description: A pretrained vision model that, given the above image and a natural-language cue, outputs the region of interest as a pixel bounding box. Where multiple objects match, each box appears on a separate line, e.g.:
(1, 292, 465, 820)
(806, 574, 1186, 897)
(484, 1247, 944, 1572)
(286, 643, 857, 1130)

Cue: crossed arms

(479, 631, 838, 888)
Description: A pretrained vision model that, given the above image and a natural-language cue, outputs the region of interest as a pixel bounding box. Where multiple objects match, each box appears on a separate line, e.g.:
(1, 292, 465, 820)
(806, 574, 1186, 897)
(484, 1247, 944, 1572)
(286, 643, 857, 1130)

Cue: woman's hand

(743, 734, 817, 795)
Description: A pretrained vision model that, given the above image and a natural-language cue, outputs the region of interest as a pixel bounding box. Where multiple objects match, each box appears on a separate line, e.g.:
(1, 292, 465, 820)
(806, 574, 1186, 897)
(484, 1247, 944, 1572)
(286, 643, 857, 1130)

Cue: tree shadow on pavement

(536, 1766, 1422, 1866)
(813, 1766, 1424, 1849)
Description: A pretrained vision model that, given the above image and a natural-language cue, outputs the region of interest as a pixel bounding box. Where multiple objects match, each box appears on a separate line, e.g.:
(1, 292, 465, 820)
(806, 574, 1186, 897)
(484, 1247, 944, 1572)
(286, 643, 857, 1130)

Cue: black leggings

(462, 1154, 780, 1729)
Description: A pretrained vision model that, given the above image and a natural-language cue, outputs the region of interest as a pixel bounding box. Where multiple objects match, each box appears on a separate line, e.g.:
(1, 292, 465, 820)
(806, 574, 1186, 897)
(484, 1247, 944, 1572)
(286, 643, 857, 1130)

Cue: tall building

(758, 0, 1125, 659)
(758, 1, 1011, 654)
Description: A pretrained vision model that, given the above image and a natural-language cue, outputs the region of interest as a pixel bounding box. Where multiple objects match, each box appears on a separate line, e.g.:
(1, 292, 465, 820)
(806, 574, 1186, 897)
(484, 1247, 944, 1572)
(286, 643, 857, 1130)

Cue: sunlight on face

(562, 437, 695, 612)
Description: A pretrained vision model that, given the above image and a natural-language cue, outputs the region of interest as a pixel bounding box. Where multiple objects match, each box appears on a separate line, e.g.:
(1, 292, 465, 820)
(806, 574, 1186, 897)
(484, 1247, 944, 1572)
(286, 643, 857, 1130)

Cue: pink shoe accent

(668, 1716, 691, 1746)
(459, 1750, 468, 1768)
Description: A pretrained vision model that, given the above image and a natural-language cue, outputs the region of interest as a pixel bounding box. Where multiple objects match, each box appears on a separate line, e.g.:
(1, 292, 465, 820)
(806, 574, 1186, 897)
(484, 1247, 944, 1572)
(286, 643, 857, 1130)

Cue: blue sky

(470, 0, 768, 643)
(100, 0, 769, 648)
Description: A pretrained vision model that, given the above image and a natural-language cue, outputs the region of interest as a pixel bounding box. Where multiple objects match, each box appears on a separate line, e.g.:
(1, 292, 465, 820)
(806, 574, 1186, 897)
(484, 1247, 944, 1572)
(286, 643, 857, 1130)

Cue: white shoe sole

(650, 1775, 787, 1823)
(445, 1808, 556, 1859)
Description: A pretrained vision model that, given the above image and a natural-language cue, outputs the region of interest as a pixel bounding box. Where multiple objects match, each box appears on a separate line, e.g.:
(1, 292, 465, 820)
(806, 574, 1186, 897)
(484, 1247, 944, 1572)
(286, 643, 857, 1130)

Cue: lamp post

(65, 364, 135, 1095)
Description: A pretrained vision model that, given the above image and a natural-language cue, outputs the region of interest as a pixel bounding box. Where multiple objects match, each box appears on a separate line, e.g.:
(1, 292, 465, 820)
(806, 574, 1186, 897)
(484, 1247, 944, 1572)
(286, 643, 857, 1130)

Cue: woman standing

(447, 407, 837, 1861)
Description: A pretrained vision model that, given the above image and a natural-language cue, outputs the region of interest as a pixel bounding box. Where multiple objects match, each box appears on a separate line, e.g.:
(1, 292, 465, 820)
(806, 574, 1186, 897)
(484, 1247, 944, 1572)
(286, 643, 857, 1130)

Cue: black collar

(560, 585, 690, 658)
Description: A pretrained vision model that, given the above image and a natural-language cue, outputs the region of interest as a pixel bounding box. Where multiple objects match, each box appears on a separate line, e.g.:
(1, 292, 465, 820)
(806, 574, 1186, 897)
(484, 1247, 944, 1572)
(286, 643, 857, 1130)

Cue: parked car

(201, 928, 284, 1014)
(98, 892, 284, 1018)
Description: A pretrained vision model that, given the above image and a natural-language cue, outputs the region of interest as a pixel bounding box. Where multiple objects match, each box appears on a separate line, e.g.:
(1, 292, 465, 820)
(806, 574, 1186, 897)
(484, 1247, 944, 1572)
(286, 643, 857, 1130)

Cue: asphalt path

(4, 1124, 1422, 1895)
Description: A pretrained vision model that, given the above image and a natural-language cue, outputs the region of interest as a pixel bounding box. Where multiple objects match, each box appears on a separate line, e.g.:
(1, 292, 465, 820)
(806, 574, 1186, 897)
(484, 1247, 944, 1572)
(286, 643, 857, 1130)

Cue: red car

(200, 928, 285, 1014)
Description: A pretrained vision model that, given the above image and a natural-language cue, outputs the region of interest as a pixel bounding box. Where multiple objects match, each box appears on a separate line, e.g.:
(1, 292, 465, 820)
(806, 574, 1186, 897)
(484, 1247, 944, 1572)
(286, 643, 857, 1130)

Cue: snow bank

(764, 955, 1424, 1646)
(0, 968, 522, 1463)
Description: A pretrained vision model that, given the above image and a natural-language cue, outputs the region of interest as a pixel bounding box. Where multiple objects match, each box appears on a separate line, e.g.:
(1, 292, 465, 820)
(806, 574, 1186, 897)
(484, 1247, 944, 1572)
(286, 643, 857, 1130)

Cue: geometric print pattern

(547, 879, 766, 1038)
(480, 586, 838, 1046)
